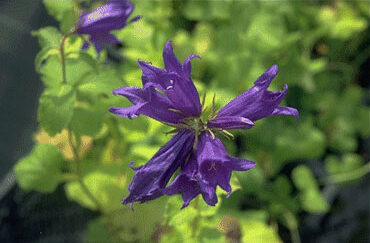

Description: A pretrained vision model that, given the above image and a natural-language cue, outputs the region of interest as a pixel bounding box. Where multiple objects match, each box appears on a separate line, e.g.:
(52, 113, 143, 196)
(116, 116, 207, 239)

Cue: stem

(60, 30, 74, 84)
(284, 212, 301, 243)
(67, 126, 103, 212)
(322, 162, 370, 185)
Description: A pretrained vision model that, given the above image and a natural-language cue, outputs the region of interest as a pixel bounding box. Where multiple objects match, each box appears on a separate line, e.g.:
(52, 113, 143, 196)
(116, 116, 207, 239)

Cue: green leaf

(319, 3, 368, 39)
(240, 220, 282, 243)
(38, 84, 76, 136)
(65, 53, 96, 86)
(183, 1, 230, 21)
(199, 227, 224, 243)
(78, 67, 123, 95)
(235, 165, 265, 194)
(43, 0, 79, 33)
(14, 144, 65, 193)
(32, 27, 62, 50)
(65, 171, 126, 212)
(325, 154, 363, 176)
(70, 104, 106, 137)
(85, 218, 111, 243)
(34, 47, 60, 72)
(131, 144, 159, 161)
(244, 13, 285, 51)
(105, 199, 167, 242)
(292, 165, 329, 213)
(39, 53, 95, 87)
(39, 54, 62, 87)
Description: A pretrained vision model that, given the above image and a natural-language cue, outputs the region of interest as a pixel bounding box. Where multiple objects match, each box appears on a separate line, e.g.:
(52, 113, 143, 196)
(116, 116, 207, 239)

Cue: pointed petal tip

(108, 107, 118, 113)
(267, 64, 279, 77)
(128, 161, 142, 171)
(164, 40, 173, 50)
(187, 54, 201, 60)
(129, 15, 142, 24)
(180, 202, 189, 209)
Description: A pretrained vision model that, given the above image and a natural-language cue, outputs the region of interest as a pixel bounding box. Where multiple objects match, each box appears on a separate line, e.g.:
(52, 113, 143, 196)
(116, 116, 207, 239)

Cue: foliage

(13, 0, 370, 242)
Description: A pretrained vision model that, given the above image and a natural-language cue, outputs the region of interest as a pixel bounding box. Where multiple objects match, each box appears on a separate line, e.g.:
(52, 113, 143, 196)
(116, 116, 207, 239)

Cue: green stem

(322, 162, 370, 185)
(60, 30, 74, 84)
(67, 127, 104, 212)
(284, 212, 301, 243)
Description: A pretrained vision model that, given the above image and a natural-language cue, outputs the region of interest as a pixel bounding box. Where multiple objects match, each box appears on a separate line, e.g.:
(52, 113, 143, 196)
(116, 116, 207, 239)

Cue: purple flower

(76, 0, 141, 53)
(110, 40, 298, 208)
(165, 132, 255, 208)
(123, 130, 194, 205)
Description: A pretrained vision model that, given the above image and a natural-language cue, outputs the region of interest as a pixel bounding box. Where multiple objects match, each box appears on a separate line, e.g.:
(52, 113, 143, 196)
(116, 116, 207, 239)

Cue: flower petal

(163, 40, 183, 73)
(77, 0, 134, 34)
(122, 130, 194, 204)
(183, 54, 201, 78)
(165, 174, 201, 209)
(196, 132, 255, 195)
(138, 60, 167, 88)
(109, 103, 146, 119)
(271, 106, 299, 121)
(207, 116, 254, 130)
(165, 73, 202, 117)
(198, 180, 218, 206)
(218, 65, 290, 121)
(223, 157, 256, 171)
(138, 43, 202, 117)
(110, 86, 185, 123)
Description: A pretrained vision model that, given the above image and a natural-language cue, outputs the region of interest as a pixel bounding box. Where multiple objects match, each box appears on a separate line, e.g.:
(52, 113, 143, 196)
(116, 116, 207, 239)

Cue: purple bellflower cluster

(110, 41, 299, 208)
(75, 0, 141, 53)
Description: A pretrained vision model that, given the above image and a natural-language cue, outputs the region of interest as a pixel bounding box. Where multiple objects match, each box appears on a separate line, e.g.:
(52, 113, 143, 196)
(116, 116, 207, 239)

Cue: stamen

(168, 108, 187, 116)
(223, 130, 234, 139)
(201, 92, 207, 107)
(207, 129, 216, 139)
(170, 79, 174, 84)
(208, 162, 216, 171)
(166, 85, 173, 90)
(155, 88, 166, 96)
(164, 128, 180, 135)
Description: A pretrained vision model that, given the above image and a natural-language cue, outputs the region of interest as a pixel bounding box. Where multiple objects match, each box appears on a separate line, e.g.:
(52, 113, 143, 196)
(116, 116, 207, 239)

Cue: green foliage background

(14, 0, 370, 242)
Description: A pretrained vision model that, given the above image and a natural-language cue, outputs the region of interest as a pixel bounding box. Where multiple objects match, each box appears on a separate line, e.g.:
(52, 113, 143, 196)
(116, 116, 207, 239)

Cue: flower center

(165, 93, 234, 150)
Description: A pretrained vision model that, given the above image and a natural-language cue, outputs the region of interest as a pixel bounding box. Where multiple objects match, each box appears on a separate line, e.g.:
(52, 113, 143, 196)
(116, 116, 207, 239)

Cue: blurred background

(0, 0, 369, 242)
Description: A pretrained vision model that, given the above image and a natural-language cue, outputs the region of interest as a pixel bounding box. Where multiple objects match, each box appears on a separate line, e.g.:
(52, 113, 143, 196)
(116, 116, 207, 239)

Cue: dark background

(0, 1, 95, 242)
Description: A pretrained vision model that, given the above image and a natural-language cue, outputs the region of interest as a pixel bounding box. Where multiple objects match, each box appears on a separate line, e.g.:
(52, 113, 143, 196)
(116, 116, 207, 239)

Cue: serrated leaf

(14, 144, 65, 193)
(32, 26, 62, 50)
(38, 84, 76, 136)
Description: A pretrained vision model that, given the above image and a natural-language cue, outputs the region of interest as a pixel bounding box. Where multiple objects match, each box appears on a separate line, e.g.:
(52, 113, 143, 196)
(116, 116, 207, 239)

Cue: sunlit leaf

(14, 144, 65, 193)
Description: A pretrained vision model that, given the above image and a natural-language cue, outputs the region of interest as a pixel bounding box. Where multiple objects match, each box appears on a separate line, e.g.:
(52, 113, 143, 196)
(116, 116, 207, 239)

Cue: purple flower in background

(110, 40, 298, 208)
(76, 0, 141, 53)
